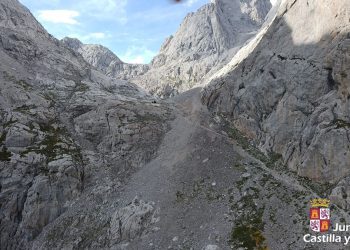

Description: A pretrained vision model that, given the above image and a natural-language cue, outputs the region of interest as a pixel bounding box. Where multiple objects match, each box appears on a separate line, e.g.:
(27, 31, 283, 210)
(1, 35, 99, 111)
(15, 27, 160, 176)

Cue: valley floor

(33, 88, 349, 250)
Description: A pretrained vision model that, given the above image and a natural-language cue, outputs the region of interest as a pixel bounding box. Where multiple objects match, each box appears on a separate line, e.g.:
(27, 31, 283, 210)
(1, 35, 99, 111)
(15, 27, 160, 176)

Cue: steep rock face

(134, 0, 271, 97)
(61, 37, 150, 80)
(202, 0, 350, 184)
(0, 0, 171, 249)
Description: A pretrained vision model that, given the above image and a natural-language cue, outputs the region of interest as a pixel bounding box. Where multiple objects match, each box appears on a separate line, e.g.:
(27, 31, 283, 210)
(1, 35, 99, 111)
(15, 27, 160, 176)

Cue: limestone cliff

(0, 0, 170, 248)
(202, 0, 350, 185)
(133, 0, 272, 97)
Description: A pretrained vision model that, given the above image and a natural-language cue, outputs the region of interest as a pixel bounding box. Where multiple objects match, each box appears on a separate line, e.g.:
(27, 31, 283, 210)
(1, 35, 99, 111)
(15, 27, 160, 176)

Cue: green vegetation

(269, 209, 277, 223)
(14, 104, 36, 113)
(42, 91, 56, 101)
(227, 126, 282, 170)
(297, 175, 336, 196)
(228, 180, 267, 250)
(233, 163, 245, 171)
(176, 190, 186, 202)
(42, 91, 58, 108)
(21, 122, 83, 163)
(224, 117, 336, 197)
(0, 131, 11, 161)
(101, 84, 116, 93)
(3, 119, 17, 128)
(229, 196, 267, 250)
(230, 224, 268, 250)
(16, 79, 32, 90)
(0, 132, 6, 144)
(3, 71, 32, 90)
(0, 146, 12, 161)
(332, 119, 350, 129)
(75, 81, 90, 92)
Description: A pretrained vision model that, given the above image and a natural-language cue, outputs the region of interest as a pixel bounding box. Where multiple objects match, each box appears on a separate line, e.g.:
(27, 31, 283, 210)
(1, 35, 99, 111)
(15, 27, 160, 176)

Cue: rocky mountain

(133, 0, 272, 97)
(202, 0, 350, 204)
(0, 0, 171, 248)
(1, 0, 350, 249)
(61, 0, 272, 98)
(61, 37, 149, 80)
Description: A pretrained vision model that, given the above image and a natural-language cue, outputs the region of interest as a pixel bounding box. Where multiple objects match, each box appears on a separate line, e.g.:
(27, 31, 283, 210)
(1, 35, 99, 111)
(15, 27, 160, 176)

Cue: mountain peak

(61, 37, 83, 51)
(132, 0, 272, 97)
(61, 37, 150, 79)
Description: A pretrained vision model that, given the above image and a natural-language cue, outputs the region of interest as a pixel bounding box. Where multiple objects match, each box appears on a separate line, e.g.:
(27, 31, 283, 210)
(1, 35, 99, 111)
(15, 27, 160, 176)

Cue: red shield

(309, 207, 330, 232)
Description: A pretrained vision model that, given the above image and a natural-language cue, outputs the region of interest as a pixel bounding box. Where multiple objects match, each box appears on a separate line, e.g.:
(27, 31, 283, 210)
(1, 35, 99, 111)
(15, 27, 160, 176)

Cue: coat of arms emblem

(309, 198, 331, 232)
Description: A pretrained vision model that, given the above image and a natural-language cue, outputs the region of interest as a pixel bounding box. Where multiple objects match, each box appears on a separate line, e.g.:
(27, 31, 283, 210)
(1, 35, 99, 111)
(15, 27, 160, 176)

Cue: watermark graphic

(303, 198, 350, 246)
(309, 198, 330, 232)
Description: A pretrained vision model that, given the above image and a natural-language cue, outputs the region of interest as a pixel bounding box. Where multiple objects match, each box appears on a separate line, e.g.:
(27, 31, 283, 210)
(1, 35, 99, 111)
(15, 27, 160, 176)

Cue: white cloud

(129, 56, 147, 64)
(184, 0, 199, 7)
(37, 10, 80, 25)
(120, 46, 157, 64)
(270, 0, 278, 5)
(87, 32, 106, 39)
(67, 32, 112, 43)
(79, 0, 128, 24)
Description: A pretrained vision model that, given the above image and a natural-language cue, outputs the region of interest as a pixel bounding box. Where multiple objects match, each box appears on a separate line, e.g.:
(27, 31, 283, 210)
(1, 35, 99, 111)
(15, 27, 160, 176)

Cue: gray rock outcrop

(202, 0, 350, 185)
(0, 0, 171, 248)
(109, 197, 158, 245)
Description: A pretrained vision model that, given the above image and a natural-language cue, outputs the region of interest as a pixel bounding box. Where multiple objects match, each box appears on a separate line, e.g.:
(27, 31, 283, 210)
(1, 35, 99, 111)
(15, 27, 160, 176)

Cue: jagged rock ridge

(132, 0, 272, 97)
(61, 37, 150, 80)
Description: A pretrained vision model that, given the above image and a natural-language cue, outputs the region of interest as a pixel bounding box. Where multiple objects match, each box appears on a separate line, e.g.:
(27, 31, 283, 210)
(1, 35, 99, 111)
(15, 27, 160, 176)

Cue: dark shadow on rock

(202, 0, 350, 184)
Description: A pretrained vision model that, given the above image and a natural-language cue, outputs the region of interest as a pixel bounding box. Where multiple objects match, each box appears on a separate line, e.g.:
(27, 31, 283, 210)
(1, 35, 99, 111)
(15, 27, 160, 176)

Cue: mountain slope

(1, 0, 350, 249)
(61, 37, 150, 80)
(133, 0, 272, 97)
(202, 0, 350, 202)
(0, 0, 171, 248)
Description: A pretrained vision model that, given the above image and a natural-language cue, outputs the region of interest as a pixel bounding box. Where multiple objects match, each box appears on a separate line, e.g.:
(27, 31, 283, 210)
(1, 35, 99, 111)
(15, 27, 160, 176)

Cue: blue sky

(19, 0, 209, 64)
